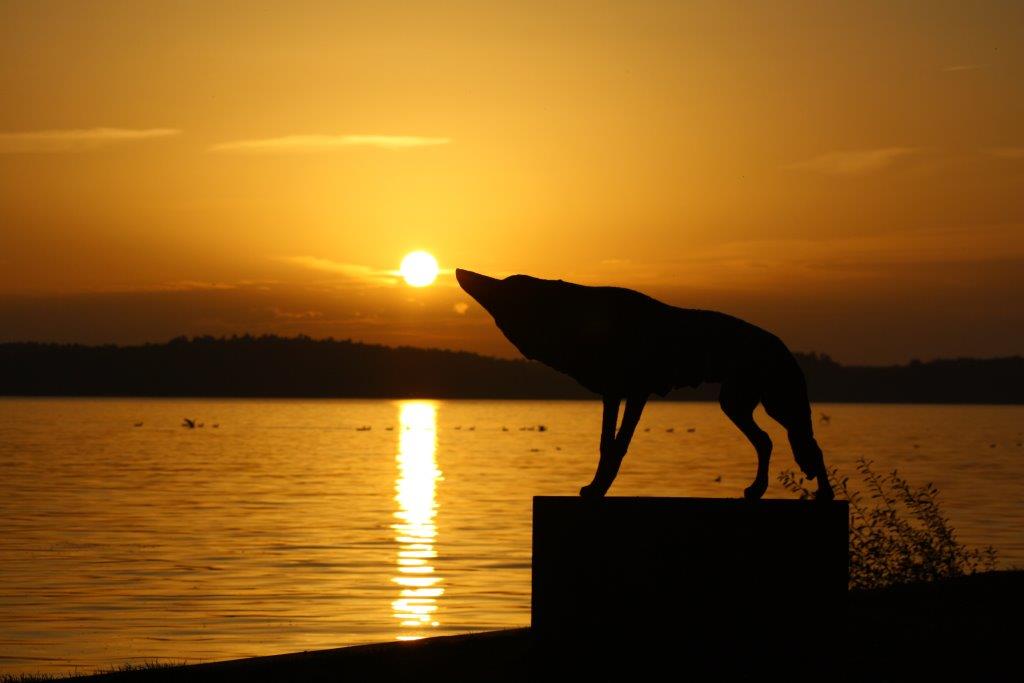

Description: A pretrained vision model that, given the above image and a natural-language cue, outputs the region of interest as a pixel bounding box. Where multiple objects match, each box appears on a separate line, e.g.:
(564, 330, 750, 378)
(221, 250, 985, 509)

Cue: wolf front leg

(579, 396, 620, 498)
(580, 394, 648, 498)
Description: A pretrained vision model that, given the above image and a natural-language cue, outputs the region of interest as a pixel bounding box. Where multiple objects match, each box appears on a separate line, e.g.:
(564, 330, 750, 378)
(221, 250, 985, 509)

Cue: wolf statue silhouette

(456, 269, 834, 501)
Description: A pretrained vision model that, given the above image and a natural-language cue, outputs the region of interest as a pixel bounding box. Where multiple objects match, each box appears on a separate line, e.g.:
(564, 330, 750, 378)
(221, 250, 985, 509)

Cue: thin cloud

(271, 307, 324, 320)
(573, 221, 1024, 301)
(783, 147, 917, 176)
(81, 280, 274, 295)
(209, 134, 451, 153)
(943, 64, 982, 72)
(987, 147, 1024, 159)
(154, 280, 238, 292)
(0, 128, 180, 153)
(278, 256, 400, 285)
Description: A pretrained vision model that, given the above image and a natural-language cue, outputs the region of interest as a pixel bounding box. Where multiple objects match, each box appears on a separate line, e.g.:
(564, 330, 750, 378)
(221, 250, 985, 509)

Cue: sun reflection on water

(391, 400, 443, 640)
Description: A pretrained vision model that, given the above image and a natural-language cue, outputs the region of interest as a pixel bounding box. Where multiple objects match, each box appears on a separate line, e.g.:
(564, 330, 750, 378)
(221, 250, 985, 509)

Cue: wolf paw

(743, 480, 768, 500)
(794, 457, 817, 480)
(579, 484, 605, 499)
(814, 486, 835, 502)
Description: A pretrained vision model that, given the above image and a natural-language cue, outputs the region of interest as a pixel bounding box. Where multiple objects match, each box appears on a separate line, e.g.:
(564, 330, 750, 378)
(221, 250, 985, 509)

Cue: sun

(399, 251, 439, 287)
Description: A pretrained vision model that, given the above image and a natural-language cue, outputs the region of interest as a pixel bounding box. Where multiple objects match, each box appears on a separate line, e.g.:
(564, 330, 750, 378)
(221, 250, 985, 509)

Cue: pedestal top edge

(534, 495, 848, 508)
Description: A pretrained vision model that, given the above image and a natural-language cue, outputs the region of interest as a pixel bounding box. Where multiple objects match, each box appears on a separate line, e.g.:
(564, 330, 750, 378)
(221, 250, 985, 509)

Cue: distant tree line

(0, 335, 1021, 403)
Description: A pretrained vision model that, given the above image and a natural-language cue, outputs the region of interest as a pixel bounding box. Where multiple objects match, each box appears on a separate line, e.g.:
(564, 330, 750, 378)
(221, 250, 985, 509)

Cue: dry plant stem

(778, 457, 998, 590)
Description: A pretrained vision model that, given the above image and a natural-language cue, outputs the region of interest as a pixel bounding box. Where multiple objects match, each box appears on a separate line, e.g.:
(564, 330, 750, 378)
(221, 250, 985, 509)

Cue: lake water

(1, 398, 1022, 675)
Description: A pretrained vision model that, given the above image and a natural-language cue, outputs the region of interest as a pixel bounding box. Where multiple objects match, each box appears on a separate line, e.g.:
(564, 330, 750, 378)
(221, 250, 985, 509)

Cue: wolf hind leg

(719, 381, 772, 500)
(762, 385, 834, 501)
(789, 433, 833, 501)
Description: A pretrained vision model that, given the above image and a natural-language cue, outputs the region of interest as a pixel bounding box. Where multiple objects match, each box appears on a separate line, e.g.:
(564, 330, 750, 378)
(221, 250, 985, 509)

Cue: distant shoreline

(2, 336, 1022, 404)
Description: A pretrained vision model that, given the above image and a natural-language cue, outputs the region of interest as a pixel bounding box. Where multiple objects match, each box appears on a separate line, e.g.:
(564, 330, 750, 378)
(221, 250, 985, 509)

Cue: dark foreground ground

(22, 571, 1022, 682)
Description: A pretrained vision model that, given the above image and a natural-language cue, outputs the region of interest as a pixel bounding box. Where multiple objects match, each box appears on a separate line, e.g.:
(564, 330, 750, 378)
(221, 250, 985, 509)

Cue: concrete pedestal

(532, 496, 848, 655)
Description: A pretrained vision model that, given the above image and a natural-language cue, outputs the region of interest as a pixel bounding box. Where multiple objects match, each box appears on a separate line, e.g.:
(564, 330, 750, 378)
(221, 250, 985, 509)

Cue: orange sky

(1, 1, 1022, 364)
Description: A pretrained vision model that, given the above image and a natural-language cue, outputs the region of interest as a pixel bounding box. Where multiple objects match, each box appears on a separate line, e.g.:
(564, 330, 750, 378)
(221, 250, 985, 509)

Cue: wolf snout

(455, 268, 503, 307)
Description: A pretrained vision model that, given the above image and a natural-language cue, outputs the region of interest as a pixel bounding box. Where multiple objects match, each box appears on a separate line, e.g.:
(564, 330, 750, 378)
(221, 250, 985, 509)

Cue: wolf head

(455, 269, 557, 318)
(455, 267, 623, 373)
(455, 269, 585, 362)
(456, 268, 678, 396)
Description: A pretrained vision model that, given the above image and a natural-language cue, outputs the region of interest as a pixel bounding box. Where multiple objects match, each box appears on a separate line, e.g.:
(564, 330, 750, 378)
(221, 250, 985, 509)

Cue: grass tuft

(1, 660, 181, 682)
